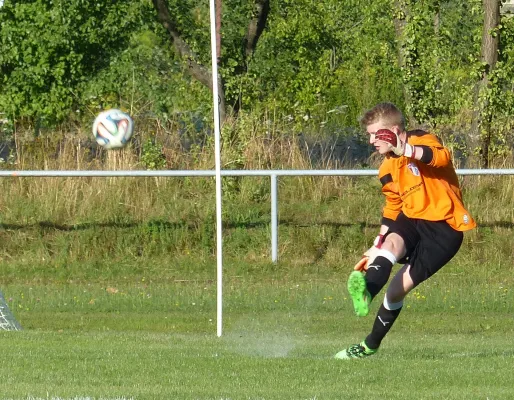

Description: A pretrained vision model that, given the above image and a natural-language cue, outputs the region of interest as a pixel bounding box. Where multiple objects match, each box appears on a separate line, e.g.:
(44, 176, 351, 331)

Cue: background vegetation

(0, 0, 513, 170)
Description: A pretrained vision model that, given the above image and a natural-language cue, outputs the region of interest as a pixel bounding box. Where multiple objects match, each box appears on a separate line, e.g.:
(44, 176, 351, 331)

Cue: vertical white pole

(209, 0, 223, 337)
(271, 174, 278, 262)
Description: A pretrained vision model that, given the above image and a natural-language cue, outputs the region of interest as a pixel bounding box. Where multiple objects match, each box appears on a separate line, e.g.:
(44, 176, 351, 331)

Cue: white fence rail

(1, 168, 513, 262)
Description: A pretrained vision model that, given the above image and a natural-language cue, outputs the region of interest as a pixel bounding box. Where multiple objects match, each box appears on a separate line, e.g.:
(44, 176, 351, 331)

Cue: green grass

(2, 326, 513, 400)
(0, 174, 513, 399)
(1, 275, 513, 400)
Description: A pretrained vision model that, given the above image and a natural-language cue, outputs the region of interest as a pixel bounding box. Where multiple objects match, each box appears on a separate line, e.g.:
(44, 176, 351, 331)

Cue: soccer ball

(92, 109, 134, 149)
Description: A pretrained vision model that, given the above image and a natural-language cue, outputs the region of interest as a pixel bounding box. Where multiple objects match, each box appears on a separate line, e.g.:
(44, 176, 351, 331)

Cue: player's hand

(375, 129, 414, 158)
(375, 129, 405, 156)
(353, 256, 369, 272)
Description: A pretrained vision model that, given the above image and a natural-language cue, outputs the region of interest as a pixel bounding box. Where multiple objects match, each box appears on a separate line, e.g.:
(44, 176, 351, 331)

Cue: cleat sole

(347, 271, 369, 317)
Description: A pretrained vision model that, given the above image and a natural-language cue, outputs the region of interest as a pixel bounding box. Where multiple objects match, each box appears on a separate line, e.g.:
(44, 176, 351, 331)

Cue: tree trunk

(215, 0, 225, 122)
(392, 0, 417, 127)
(152, 0, 226, 122)
(216, 0, 222, 63)
(231, 0, 269, 114)
(471, 0, 500, 168)
(151, 0, 269, 122)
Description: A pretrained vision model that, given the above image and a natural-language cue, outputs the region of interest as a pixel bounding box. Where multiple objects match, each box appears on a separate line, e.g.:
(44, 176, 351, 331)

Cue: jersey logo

(463, 214, 469, 224)
(407, 162, 420, 176)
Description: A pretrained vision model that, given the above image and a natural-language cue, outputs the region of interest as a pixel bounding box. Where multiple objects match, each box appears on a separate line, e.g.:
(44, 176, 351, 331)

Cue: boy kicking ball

(335, 102, 476, 360)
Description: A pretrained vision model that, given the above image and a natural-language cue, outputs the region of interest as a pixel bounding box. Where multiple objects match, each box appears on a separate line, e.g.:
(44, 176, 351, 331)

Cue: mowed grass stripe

(0, 292, 513, 400)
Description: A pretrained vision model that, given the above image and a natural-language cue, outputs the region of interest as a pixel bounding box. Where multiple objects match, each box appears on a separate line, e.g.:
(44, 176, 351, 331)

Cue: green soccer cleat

(347, 270, 371, 317)
(334, 341, 377, 360)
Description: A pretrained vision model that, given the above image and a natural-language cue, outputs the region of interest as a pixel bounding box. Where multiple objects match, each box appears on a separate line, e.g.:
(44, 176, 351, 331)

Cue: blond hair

(359, 102, 406, 131)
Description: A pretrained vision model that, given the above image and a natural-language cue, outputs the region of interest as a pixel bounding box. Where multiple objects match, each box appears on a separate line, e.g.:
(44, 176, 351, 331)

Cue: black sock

(366, 255, 394, 298)
(364, 304, 402, 349)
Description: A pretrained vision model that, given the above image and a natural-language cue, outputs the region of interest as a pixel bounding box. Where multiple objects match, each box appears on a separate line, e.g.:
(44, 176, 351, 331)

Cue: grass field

(0, 169, 513, 399)
(1, 268, 513, 400)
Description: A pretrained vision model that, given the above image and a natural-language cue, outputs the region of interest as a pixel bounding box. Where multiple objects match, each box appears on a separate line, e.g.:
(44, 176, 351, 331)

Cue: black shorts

(384, 212, 464, 286)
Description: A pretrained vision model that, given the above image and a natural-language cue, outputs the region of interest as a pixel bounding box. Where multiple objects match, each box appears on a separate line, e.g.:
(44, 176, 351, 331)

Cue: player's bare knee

(385, 265, 414, 303)
(382, 233, 407, 259)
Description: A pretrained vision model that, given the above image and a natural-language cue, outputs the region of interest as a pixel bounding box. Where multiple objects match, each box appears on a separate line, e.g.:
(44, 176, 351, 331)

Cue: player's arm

(381, 173, 402, 222)
(375, 129, 451, 167)
(406, 133, 452, 167)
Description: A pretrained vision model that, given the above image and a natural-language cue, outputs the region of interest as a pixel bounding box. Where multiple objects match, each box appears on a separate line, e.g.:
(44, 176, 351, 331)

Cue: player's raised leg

(348, 248, 397, 317)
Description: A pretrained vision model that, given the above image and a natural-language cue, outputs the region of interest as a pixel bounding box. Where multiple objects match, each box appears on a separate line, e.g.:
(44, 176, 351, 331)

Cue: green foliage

(477, 15, 514, 159)
(243, 0, 404, 124)
(0, 0, 151, 123)
(140, 137, 167, 170)
(399, 1, 482, 125)
(0, 115, 14, 141)
(80, 29, 212, 124)
(0, 0, 513, 162)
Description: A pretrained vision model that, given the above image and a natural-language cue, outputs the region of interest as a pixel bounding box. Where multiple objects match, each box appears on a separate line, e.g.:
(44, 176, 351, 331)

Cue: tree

(0, 0, 149, 126)
(472, 0, 500, 168)
(151, 0, 270, 123)
(393, 0, 415, 125)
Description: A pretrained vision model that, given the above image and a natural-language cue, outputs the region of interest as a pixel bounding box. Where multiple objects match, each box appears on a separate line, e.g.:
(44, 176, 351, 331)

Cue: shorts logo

(407, 163, 420, 176)
(463, 214, 469, 224)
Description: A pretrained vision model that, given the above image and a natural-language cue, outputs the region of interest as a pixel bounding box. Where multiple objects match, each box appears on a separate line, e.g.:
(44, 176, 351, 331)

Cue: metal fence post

(271, 173, 278, 262)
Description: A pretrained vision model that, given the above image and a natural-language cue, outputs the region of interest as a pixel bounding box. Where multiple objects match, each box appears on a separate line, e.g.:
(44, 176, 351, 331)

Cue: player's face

(367, 120, 392, 155)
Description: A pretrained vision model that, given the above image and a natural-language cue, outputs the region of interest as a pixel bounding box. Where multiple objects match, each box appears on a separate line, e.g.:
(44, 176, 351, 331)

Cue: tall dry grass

(2, 114, 513, 228)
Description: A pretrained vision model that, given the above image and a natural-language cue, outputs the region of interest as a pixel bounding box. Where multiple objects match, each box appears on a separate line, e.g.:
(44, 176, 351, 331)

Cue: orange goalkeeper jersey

(378, 130, 476, 232)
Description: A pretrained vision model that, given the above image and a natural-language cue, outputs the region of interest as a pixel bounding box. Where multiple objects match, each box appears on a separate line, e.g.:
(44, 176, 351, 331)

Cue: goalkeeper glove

(353, 256, 370, 272)
(375, 129, 414, 157)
